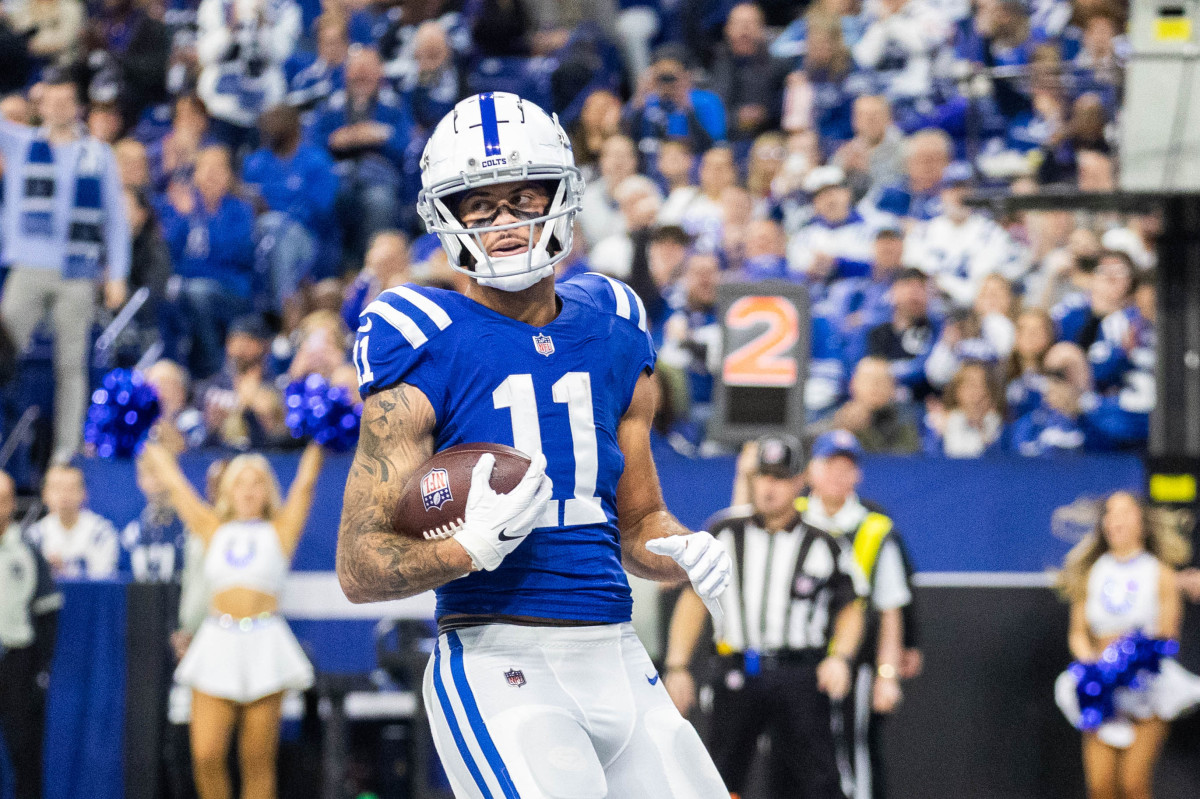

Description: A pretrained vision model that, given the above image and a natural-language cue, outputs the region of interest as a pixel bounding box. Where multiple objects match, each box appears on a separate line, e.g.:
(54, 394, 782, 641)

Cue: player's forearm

(621, 508, 689, 582)
(336, 524, 472, 603)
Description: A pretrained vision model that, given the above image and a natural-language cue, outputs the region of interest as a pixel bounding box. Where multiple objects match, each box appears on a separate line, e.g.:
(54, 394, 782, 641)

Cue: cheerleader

(1055, 491, 1200, 799)
(140, 437, 324, 799)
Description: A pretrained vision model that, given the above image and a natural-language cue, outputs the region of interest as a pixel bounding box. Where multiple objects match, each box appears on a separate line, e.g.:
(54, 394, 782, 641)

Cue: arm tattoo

(336, 383, 470, 602)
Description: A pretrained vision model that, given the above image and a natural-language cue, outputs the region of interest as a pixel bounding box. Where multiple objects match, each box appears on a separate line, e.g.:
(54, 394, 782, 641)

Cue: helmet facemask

(418, 164, 583, 292)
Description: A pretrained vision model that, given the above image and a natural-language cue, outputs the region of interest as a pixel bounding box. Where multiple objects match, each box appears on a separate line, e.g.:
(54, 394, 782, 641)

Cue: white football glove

(645, 532, 732, 622)
(453, 452, 553, 572)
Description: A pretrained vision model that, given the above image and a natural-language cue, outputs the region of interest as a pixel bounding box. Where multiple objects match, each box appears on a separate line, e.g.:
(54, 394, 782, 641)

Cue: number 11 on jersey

(493, 372, 607, 526)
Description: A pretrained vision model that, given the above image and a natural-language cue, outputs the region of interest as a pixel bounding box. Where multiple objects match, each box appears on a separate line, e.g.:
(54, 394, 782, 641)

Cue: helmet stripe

(477, 93, 503, 157)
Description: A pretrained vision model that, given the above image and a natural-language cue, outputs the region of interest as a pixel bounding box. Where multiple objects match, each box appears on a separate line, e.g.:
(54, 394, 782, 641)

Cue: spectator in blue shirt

(1035, 92, 1110, 186)
(286, 14, 348, 116)
(952, 0, 1036, 120)
(1070, 8, 1124, 111)
(1010, 342, 1092, 455)
(789, 15, 868, 150)
(311, 46, 414, 268)
(825, 223, 907, 338)
(157, 145, 256, 378)
(625, 45, 726, 167)
(341, 230, 412, 332)
(1005, 76, 1067, 154)
(1052, 248, 1135, 352)
(808, 308, 849, 419)
(398, 22, 466, 134)
(659, 249, 722, 446)
(145, 94, 216, 194)
(243, 104, 340, 326)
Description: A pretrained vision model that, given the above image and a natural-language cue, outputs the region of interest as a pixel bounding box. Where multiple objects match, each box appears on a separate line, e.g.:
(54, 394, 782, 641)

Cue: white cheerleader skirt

(1055, 659, 1200, 745)
(175, 613, 314, 703)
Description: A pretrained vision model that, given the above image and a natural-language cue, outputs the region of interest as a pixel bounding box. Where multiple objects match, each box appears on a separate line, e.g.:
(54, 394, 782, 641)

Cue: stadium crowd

(0, 0, 1151, 468)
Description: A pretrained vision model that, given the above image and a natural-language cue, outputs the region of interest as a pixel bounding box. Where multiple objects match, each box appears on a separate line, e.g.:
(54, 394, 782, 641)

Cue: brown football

(392, 442, 532, 541)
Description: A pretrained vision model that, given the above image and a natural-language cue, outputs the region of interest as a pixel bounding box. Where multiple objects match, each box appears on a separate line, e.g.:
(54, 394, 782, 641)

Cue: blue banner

(81, 446, 1145, 578)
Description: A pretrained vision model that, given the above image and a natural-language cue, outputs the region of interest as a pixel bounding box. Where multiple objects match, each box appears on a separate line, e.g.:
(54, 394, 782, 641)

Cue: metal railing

(93, 286, 151, 366)
(0, 406, 41, 470)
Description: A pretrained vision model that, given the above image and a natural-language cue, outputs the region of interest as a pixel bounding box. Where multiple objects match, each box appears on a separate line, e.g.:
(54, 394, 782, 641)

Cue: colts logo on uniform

(505, 668, 526, 687)
(421, 468, 453, 511)
(532, 333, 555, 356)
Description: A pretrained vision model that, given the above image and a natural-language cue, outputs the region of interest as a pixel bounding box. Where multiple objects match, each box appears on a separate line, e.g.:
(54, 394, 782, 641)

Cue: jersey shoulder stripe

(559, 272, 648, 332)
(385, 285, 453, 330)
(360, 283, 455, 350)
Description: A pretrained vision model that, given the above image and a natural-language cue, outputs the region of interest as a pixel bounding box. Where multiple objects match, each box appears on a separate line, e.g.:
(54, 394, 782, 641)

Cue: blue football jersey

(355, 273, 656, 623)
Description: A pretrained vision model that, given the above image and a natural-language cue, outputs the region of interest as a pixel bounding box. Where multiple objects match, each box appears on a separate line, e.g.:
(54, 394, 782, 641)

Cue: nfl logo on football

(505, 668, 526, 687)
(532, 333, 555, 356)
(420, 468, 453, 511)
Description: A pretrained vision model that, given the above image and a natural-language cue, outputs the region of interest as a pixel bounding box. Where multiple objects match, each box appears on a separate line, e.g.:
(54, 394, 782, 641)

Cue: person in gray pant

(0, 75, 130, 463)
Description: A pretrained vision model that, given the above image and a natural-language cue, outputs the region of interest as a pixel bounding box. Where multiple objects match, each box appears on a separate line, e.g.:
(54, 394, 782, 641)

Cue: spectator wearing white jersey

(904, 163, 1028, 309)
(27, 464, 119, 579)
(787, 165, 874, 289)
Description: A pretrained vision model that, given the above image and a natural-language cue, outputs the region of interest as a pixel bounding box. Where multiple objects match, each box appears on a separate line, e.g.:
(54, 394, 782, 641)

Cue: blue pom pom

(283, 375, 362, 452)
(84, 368, 161, 459)
(1071, 631, 1178, 731)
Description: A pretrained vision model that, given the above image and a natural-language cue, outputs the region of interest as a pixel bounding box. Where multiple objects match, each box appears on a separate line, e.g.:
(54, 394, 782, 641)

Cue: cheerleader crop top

(204, 520, 290, 597)
(1086, 552, 1161, 638)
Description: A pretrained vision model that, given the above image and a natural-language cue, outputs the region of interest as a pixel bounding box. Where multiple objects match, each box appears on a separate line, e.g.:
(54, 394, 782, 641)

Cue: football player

(336, 92, 732, 799)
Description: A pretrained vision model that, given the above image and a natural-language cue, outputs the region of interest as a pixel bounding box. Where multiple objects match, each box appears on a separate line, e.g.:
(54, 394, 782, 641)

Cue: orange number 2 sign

(721, 296, 800, 387)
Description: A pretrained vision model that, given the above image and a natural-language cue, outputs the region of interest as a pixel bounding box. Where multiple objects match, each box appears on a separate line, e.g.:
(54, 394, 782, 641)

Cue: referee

(663, 434, 865, 799)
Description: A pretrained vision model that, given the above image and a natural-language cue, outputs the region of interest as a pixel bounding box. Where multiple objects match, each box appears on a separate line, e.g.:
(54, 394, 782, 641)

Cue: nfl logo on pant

(421, 468, 453, 511)
(505, 668, 526, 687)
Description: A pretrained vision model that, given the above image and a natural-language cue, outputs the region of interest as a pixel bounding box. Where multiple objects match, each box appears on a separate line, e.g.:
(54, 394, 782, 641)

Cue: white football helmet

(417, 92, 584, 292)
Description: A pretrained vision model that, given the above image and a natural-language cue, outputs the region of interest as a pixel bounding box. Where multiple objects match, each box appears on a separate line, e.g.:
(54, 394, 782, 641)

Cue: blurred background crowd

(0, 0, 1148, 479)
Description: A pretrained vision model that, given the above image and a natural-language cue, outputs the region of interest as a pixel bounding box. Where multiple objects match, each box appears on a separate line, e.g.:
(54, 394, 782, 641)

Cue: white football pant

(423, 622, 729, 799)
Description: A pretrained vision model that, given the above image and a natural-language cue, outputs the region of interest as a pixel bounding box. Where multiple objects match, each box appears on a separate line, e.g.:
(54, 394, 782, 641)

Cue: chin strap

(476, 264, 554, 292)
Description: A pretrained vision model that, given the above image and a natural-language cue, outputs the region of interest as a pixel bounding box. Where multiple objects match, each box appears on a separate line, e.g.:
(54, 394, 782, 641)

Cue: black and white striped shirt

(710, 509, 867, 654)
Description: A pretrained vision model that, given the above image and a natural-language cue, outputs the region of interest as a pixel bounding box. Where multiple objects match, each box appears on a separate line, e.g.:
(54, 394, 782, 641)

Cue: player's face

(231, 466, 271, 520)
(1102, 492, 1144, 553)
(751, 473, 799, 518)
(457, 182, 552, 260)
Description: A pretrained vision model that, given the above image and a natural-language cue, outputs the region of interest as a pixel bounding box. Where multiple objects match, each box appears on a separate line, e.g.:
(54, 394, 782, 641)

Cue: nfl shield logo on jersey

(505, 668, 526, 687)
(420, 468, 453, 511)
(532, 333, 555, 356)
